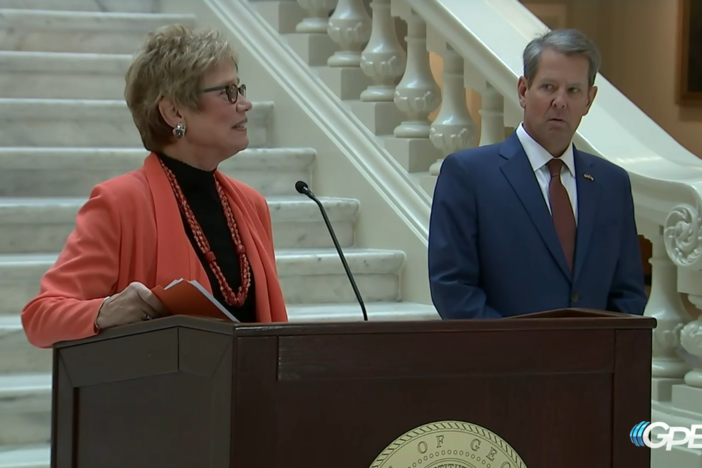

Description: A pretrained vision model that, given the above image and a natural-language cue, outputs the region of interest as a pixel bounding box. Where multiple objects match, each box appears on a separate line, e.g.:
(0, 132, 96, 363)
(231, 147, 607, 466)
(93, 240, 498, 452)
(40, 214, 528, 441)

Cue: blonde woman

(22, 25, 288, 348)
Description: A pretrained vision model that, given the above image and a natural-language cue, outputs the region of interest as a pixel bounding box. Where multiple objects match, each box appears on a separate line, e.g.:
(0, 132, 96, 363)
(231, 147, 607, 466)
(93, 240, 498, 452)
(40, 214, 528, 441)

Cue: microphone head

(295, 181, 309, 194)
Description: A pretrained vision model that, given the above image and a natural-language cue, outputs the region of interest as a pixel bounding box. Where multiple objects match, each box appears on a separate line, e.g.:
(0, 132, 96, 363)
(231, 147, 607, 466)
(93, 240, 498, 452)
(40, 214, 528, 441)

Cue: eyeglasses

(201, 83, 246, 104)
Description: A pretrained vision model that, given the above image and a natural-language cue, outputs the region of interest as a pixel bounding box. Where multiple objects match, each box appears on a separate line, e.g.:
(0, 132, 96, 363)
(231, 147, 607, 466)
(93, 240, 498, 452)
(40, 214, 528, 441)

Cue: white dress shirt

(515, 123, 578, 223)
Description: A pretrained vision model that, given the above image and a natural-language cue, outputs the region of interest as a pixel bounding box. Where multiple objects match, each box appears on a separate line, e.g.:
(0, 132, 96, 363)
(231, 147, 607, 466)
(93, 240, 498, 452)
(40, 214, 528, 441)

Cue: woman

(22, 24, 288, 349)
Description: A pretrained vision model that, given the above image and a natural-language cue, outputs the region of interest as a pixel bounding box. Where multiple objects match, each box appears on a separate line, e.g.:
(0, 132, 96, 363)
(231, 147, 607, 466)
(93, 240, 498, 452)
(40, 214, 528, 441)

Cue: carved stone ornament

(681, 318, 702, 387)
(663, 203, 702, 267)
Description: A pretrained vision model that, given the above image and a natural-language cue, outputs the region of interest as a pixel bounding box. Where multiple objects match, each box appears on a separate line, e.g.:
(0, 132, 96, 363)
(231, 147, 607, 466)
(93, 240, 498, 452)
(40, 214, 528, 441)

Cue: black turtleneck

(158, 152, 257, 323)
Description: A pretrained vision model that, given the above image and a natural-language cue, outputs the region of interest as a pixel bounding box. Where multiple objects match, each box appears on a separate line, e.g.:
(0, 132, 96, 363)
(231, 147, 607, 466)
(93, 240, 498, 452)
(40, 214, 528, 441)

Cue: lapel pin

(584, 173, 594, 181)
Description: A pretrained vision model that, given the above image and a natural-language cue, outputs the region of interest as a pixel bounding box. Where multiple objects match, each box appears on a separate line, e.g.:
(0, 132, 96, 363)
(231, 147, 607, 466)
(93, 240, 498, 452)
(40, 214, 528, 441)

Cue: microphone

(295, 181, 368, 322)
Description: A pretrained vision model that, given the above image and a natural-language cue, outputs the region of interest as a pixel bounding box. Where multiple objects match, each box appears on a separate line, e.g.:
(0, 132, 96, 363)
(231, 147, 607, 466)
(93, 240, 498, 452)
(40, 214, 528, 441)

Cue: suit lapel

(499, 133, 572, 279)
(143, 153, 212, 292)
(573, 150, 597, 282)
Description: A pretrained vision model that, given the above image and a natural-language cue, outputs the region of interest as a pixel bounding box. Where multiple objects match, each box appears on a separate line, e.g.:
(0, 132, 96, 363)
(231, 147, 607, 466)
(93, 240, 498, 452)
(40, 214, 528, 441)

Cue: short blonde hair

(124, 24, 239, 151)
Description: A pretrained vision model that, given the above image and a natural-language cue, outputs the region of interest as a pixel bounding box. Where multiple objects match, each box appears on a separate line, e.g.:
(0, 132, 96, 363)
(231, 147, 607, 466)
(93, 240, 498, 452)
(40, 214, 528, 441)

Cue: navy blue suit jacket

(427, 131, 648, 319)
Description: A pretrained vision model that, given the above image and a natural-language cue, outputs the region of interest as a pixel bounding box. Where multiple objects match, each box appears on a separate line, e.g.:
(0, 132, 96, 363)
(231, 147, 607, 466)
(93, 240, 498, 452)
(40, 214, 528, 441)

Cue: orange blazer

(22, 153, 288, 348)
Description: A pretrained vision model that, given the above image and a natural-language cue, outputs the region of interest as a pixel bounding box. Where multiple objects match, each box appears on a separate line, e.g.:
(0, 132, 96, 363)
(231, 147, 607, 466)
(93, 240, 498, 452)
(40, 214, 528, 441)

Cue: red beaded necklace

(159, 158, 251, 307)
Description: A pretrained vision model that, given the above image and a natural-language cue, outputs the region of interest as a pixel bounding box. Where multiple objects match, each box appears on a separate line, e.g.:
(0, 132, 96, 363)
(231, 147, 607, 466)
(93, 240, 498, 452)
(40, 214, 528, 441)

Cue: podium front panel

(52, 327, 236, 468)
(232, 327, 650, 468)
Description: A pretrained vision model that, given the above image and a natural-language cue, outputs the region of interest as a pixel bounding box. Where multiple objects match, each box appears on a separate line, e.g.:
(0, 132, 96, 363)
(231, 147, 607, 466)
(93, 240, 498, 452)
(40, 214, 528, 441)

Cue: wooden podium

(50, 309, 655, 468)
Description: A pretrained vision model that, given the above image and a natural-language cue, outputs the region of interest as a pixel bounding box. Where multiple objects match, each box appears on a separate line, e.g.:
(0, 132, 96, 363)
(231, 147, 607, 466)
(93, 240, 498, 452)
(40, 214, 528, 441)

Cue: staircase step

(275, 248, 403, 304)
(0, 373, 51, 447)
(0, 317, 50, 373)
(0, 0, 158, 13)
(287, 302, 439, 322)
(0, 9, 195, 54)
(254, 1, 305, 34)
(0, 444, 47, 468)
(0, 147, 314, 197)
(0, 195, 359, 253)
(0, 51, 131, 99)
(0, 248, 404, 315)
(0, 99, 273, 148)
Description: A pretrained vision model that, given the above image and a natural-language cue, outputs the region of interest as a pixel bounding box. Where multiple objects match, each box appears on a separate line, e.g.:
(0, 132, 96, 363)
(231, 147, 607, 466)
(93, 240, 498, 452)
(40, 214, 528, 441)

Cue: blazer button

(571, 293, 579, 303)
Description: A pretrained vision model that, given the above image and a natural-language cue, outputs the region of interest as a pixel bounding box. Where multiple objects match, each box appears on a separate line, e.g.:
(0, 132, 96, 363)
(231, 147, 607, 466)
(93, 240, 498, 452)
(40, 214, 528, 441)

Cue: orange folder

(151, 279, 239, 322)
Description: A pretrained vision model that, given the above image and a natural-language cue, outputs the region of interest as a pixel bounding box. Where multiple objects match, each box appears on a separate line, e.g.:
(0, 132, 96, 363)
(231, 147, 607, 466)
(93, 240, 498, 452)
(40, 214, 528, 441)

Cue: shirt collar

(516, 122, 575, 176)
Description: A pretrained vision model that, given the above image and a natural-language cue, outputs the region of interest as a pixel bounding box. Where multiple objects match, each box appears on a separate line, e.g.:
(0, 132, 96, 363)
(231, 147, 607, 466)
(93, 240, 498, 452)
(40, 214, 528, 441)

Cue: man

(427, 29, 647, 319)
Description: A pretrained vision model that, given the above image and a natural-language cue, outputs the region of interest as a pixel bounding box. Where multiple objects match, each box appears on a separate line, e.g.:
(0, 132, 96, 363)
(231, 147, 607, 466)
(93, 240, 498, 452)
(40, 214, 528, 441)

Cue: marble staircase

(0, 2, 438, 467)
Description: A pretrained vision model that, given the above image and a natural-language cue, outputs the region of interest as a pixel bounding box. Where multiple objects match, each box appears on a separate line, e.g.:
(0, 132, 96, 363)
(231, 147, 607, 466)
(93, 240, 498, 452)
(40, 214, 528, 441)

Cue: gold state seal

(370, 420, 527, 468)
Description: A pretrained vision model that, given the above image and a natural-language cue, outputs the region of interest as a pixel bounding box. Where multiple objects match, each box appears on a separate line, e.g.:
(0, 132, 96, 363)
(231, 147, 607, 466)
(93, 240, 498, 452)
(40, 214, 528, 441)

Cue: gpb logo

(630, 421, 702, 451)
(630, 421, 650, 447)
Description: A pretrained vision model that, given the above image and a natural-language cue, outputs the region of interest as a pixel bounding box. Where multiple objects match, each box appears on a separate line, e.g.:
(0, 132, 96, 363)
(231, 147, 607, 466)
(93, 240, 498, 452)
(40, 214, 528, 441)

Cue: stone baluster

(296, 0, 338, 34)
(392, 12, 440, 138)
(643, 228, 693, 388)
(662, 204, 702, 403)
(680, 295, 702, 385)
(326, 0, 371, 67)
(479, 81, 505, 146)
(428, 47, 477, 177)
(359, 0, 406, 102)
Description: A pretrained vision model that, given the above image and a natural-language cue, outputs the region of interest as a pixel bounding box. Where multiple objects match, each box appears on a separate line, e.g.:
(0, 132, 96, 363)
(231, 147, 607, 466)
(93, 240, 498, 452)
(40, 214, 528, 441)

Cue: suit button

(571, 293, 579, 303)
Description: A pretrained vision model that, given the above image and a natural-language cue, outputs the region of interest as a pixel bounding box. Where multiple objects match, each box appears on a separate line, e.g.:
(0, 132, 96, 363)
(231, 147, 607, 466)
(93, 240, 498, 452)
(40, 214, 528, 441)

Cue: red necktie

(547, 159, 576, 271)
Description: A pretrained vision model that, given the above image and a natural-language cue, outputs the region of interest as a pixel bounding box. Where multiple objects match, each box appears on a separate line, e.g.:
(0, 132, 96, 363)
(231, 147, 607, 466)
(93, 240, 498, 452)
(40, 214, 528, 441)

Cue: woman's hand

(95, 282, 170, 330)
